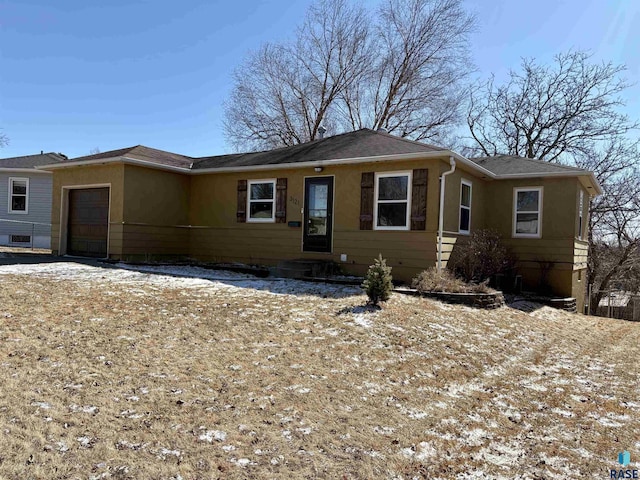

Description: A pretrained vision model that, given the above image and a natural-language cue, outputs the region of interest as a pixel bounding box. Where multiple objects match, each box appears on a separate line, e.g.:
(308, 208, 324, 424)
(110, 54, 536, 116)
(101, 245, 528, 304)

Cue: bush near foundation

(412, 267, 494, 294)
(448, 229, 515, 283)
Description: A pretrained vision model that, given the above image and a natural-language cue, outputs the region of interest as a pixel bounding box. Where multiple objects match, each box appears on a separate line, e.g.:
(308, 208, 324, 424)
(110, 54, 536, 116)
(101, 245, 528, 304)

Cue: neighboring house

(597, 292, 640, 321)
(39, 129, 601, 311)
(0, 152, 67, 248)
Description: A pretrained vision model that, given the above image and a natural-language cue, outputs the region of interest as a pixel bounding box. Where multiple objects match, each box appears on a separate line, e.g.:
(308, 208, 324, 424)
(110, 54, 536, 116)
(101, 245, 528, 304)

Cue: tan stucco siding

(483, 177, 579, 239)
(189, 158, 447, 283)
(120, 165, 191, 257)
(50, 164, 124, 256)
(442, 167, 486, 235)
(123, 165, 190, 225)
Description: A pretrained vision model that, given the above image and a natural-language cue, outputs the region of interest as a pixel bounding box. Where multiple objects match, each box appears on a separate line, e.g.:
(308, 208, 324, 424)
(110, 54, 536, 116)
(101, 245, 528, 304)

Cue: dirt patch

(0, 262, 637, 479)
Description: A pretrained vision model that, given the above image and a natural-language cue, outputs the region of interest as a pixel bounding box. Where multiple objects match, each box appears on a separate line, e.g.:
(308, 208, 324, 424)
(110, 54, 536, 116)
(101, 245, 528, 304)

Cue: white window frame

(459, 179, 472, 235)
(578, 189, 584, 240)
(373, 171, 412, 231)
(513, 186, 543, 239)
(8, 177, 29, 214)
(247, 179, 276, 223)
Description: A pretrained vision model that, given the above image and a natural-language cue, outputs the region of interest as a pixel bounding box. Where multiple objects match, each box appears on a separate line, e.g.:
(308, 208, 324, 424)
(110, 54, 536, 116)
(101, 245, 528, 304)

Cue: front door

(303, 177, 333, 252)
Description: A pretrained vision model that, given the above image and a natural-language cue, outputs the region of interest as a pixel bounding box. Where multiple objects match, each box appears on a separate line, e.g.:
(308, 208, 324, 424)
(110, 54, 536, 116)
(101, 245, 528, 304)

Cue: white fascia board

(37, 156, 191, 174)
(0, 168, 51, 174)
(496, 171, 603, 195)
(190, 150, 469, 175)
(36, 157, 123, 170)
(34, 148, 602, 194)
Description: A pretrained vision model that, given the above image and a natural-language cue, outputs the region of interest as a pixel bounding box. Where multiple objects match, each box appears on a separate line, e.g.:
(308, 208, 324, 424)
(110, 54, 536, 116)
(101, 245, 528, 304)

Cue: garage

(67, 187, 109, 257)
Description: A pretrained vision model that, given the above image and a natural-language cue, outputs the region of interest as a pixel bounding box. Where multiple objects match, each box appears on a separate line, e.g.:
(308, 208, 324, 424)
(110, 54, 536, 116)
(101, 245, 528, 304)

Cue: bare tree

(340, 0, 475, 144)
(0, 131, 8, 148)
(224, 0, 370, 150)
(224, 0, 475, 151)
(466, 50, 640, 312)
(466, 51, 638, 162)
(579, 136, 640, 311)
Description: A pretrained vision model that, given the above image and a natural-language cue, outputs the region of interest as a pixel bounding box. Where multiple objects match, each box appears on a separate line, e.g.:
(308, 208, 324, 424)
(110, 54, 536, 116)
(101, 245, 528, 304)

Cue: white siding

(0, 172, 53, 248)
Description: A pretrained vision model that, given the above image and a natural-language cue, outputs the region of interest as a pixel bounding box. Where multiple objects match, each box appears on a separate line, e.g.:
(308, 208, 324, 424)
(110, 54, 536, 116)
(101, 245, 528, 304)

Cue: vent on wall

(10, 235, 31, 244)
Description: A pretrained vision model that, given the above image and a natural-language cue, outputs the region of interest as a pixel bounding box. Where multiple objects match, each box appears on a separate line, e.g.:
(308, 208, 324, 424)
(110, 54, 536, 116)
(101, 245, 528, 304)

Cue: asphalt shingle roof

(191, 129, 443, 169)
(469, 155, 587, 176)
(61, 130, 593, 179)
(71, 145, 193, 169)
(0, 152, 67, 169)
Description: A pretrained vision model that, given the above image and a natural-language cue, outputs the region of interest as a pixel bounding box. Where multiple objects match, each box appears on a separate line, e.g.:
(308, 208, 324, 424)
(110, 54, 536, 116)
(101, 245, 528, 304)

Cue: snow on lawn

(0, 260, 638, 479)
(0, 260, 362, 298)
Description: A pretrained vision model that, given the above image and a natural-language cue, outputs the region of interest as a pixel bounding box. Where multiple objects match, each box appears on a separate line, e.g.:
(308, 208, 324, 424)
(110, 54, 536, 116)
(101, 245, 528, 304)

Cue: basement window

(513, 187, 543, 238)
(9, 177, 29, 214)
(459, 179, 472, 234)
(374, 172, 411, 230)
(247, 180, 276, 222)
(10, 235, 31, 244)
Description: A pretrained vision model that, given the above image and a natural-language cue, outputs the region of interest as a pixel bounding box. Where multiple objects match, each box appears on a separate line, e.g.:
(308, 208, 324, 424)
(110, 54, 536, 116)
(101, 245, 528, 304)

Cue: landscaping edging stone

(394, 288, 505, 309)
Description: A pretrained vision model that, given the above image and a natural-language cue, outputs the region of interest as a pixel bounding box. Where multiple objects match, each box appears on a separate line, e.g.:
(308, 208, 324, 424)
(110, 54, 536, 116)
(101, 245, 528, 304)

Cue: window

(459, 179, 472, 234)
(374, 172, 411, 230)
(513, 187, 543, 238)
(247, 180, 276, 222)
(9, 177, 29, 214)
(578, 189, 584, 240)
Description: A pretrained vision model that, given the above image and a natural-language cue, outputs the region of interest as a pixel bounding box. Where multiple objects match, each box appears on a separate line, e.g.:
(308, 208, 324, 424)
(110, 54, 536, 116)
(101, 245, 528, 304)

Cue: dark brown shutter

(410, 168, 428, 230)
(275, 178, 287, 223)
(360, 172, 374, 230)
(237, 180, 247, 223)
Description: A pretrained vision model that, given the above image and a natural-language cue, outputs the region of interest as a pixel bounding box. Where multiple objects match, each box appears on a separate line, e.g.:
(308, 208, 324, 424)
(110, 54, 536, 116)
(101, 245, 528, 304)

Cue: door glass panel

(307, 184, 328, 236)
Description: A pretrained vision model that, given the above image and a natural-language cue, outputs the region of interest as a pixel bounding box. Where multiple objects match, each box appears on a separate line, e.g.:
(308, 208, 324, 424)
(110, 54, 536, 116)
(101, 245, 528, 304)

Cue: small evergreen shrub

(362, 254, 393, 305)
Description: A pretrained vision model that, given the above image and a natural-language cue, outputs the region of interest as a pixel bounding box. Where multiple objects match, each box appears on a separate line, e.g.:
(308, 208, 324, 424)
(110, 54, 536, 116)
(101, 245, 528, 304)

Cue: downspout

(437, 156, 456, 272)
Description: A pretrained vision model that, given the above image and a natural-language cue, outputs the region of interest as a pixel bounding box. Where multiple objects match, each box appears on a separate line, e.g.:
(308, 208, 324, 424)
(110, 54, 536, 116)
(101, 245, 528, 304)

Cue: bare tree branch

(224, 0, 475, 151)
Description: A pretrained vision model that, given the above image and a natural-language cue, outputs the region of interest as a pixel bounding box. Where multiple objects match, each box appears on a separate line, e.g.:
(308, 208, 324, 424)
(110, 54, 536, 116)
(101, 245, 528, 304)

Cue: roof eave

(495, 171, 603, 195)
(191, 150, 478, 174)
(37, 156, 192, 173)
(0, 168, 52, 174)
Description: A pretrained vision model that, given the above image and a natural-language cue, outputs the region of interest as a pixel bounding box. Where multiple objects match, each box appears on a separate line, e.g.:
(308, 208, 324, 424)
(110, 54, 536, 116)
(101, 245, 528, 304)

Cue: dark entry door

(303, 177, 333, 253)
(67, 188, 109, 257)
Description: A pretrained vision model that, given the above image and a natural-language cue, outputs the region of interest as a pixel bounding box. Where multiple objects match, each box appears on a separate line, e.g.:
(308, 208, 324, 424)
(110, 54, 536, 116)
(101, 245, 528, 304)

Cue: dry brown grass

(412, 267, 495, 294)
(0, 263, 638, 479)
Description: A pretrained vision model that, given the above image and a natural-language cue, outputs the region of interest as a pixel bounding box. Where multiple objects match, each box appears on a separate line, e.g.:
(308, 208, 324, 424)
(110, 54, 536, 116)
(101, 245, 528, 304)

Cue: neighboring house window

(459, 179, 472, 234)
(247, 179, 276, 222)
(578, 189, 584, 240)
(374, 172, 412, 230)
(513, 187, 543, 238)
(8, 177, 29, 214)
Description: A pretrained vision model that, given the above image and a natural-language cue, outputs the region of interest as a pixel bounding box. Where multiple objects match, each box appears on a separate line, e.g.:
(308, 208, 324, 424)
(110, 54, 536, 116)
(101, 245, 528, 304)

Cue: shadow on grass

(505, 295, 548, 314)
(0, 253, 363, 299)
(336, 304, 381, 315)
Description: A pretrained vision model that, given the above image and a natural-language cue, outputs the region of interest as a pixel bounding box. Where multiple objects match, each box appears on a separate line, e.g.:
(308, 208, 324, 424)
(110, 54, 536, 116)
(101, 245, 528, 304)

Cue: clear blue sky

(0, 0, 638, 159)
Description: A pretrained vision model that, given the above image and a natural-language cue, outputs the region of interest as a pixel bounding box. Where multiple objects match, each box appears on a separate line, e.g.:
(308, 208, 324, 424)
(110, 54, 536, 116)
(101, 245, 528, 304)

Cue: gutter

(437, 157, 456, 272)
